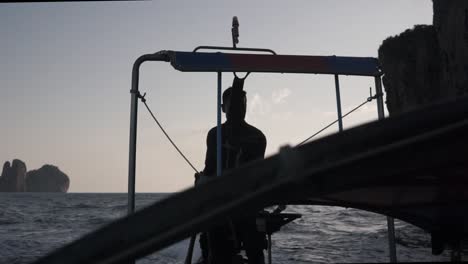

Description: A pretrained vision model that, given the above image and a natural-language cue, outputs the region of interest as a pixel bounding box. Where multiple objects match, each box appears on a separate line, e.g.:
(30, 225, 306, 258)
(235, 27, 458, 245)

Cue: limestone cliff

(0, 160, 70, 192)
(378, 25, 441, 115)
(0, 159, 27, 192)
(377, 0, 468, 255)
(26, 165, 70, 193)
(433, 0, 468, 98)
(378, 0, 468, 115)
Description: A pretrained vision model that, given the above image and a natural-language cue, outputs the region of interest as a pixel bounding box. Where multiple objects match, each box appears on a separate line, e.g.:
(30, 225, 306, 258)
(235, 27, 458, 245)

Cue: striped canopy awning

(169, 51, 381, 76)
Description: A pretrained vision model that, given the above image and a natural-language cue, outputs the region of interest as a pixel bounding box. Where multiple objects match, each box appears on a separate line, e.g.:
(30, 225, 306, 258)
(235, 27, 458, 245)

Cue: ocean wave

(0, 219, 20, 225)
(0, 256, 37, 264)
(72, 203, 102, 209)
(0, 193, 458, 263)
(111, 204, 128, 211)
(33, 217, 56, 224)
(86, 215, 117, 226)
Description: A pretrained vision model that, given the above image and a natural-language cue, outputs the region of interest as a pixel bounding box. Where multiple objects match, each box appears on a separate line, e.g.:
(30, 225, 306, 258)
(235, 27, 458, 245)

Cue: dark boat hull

(34, 96, 468, 263)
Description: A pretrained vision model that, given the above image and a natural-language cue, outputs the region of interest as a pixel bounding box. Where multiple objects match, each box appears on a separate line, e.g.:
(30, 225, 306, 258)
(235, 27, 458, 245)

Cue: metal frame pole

(128, 77, 139, 215)
(267, 234, 272, 264)
(128, 53, 170, 216)
(334, 74, 344, 132)
(375, 76, 396, 263)
(217, 72, 223, 177)
(375, 76, 385, 119)
(387, 217, 397, 263)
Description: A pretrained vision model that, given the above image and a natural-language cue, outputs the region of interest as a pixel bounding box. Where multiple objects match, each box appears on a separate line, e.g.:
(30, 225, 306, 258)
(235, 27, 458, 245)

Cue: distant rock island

(0, 159, 70, 192)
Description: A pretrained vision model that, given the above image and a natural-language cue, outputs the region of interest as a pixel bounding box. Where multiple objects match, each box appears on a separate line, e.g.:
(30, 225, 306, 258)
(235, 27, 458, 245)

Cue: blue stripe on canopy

(330, 56, 381, 76)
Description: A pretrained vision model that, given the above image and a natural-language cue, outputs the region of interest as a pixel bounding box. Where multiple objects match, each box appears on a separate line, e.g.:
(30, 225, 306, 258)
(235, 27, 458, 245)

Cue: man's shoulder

(207, 123, 266, 140)
(207, 124, 227, 139)
(207, 126, 218, 139)
(208, 126, 217, 134)
(243, 122, 266, 140)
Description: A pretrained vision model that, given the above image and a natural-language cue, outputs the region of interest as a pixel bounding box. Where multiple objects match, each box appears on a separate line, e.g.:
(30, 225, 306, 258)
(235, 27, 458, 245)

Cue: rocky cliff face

(0, 160, 27, 192)
(0, 160, 69, 192)
(378, 0, 468, 115)
(26, 165, 70, 192)
(378, 25, 441, 115)
(377, 1, 468, 255)
(433, 0, 468, 98)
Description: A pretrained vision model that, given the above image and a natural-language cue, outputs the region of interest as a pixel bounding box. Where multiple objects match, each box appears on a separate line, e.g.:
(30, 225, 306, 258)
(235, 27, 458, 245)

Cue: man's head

(222, 87, 247, 121)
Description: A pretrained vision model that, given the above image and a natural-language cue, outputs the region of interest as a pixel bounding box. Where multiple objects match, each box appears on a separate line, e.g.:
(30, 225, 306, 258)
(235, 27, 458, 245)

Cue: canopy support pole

(334, 74, 344, 132)
(217, 72, 223, 177)
(387, 217, 397, 262)
(128, 52, 170, 216)
(375, 76, 385, 119)
(128, 80, 139, 215)
(375, 76, 396, 263)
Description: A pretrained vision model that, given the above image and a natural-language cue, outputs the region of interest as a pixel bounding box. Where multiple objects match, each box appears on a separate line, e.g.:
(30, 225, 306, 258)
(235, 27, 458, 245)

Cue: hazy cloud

(249, 93, 271, 115)
(272, 88, 292, 104)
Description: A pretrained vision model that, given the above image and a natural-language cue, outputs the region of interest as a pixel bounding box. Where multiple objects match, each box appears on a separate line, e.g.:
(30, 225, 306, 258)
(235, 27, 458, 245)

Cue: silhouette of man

(196, 84, 267, 264)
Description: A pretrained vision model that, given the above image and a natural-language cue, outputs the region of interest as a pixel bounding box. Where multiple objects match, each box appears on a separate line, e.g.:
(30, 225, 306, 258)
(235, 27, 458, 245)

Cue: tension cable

(133, 88, 380, 172)
(135, 91, 200, 174)
(297, 89, 381, 146)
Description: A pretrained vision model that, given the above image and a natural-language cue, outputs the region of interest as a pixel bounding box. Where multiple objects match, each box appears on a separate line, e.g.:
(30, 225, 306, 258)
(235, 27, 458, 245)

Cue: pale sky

(1, 0, 432, 192)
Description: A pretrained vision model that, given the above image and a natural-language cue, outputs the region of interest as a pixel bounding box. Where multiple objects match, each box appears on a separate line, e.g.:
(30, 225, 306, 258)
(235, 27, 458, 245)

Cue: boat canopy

(168, 51, 381, 76)
(35, 48, 394, 264)
(128, 49, 385, 216)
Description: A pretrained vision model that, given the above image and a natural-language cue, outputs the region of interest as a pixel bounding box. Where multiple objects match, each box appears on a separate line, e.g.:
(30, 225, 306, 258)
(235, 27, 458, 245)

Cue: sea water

(0, 193, 452, 264)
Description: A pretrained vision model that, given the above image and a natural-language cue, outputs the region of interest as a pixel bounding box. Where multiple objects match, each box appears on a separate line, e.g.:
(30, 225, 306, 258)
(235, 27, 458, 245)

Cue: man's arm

(259, 132, 267, 158)
(202, 128, 217, 177)
(249, 128, 267, 161)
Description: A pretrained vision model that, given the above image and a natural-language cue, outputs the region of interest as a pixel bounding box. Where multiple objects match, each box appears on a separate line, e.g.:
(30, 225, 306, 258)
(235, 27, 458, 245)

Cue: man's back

(203, 121, 267, 177)
(198, 83, 267, 264)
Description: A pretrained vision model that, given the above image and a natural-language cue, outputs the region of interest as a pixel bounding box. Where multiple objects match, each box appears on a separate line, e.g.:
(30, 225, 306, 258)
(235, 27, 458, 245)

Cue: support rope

(137, 92, 200, 174)
(297, 91, 380, 146)
(135, 90, 380, 174)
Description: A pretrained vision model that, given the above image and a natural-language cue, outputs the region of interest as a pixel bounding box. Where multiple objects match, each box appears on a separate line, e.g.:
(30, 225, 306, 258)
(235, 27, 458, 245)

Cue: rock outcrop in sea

(433, 0, 468, 98)
(0, 159, 27, 192)
(377, 0, 468, 256)
(378, 0, 468, 115)
(0, 159, 70, 192)
(26, 165, 70, 192)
